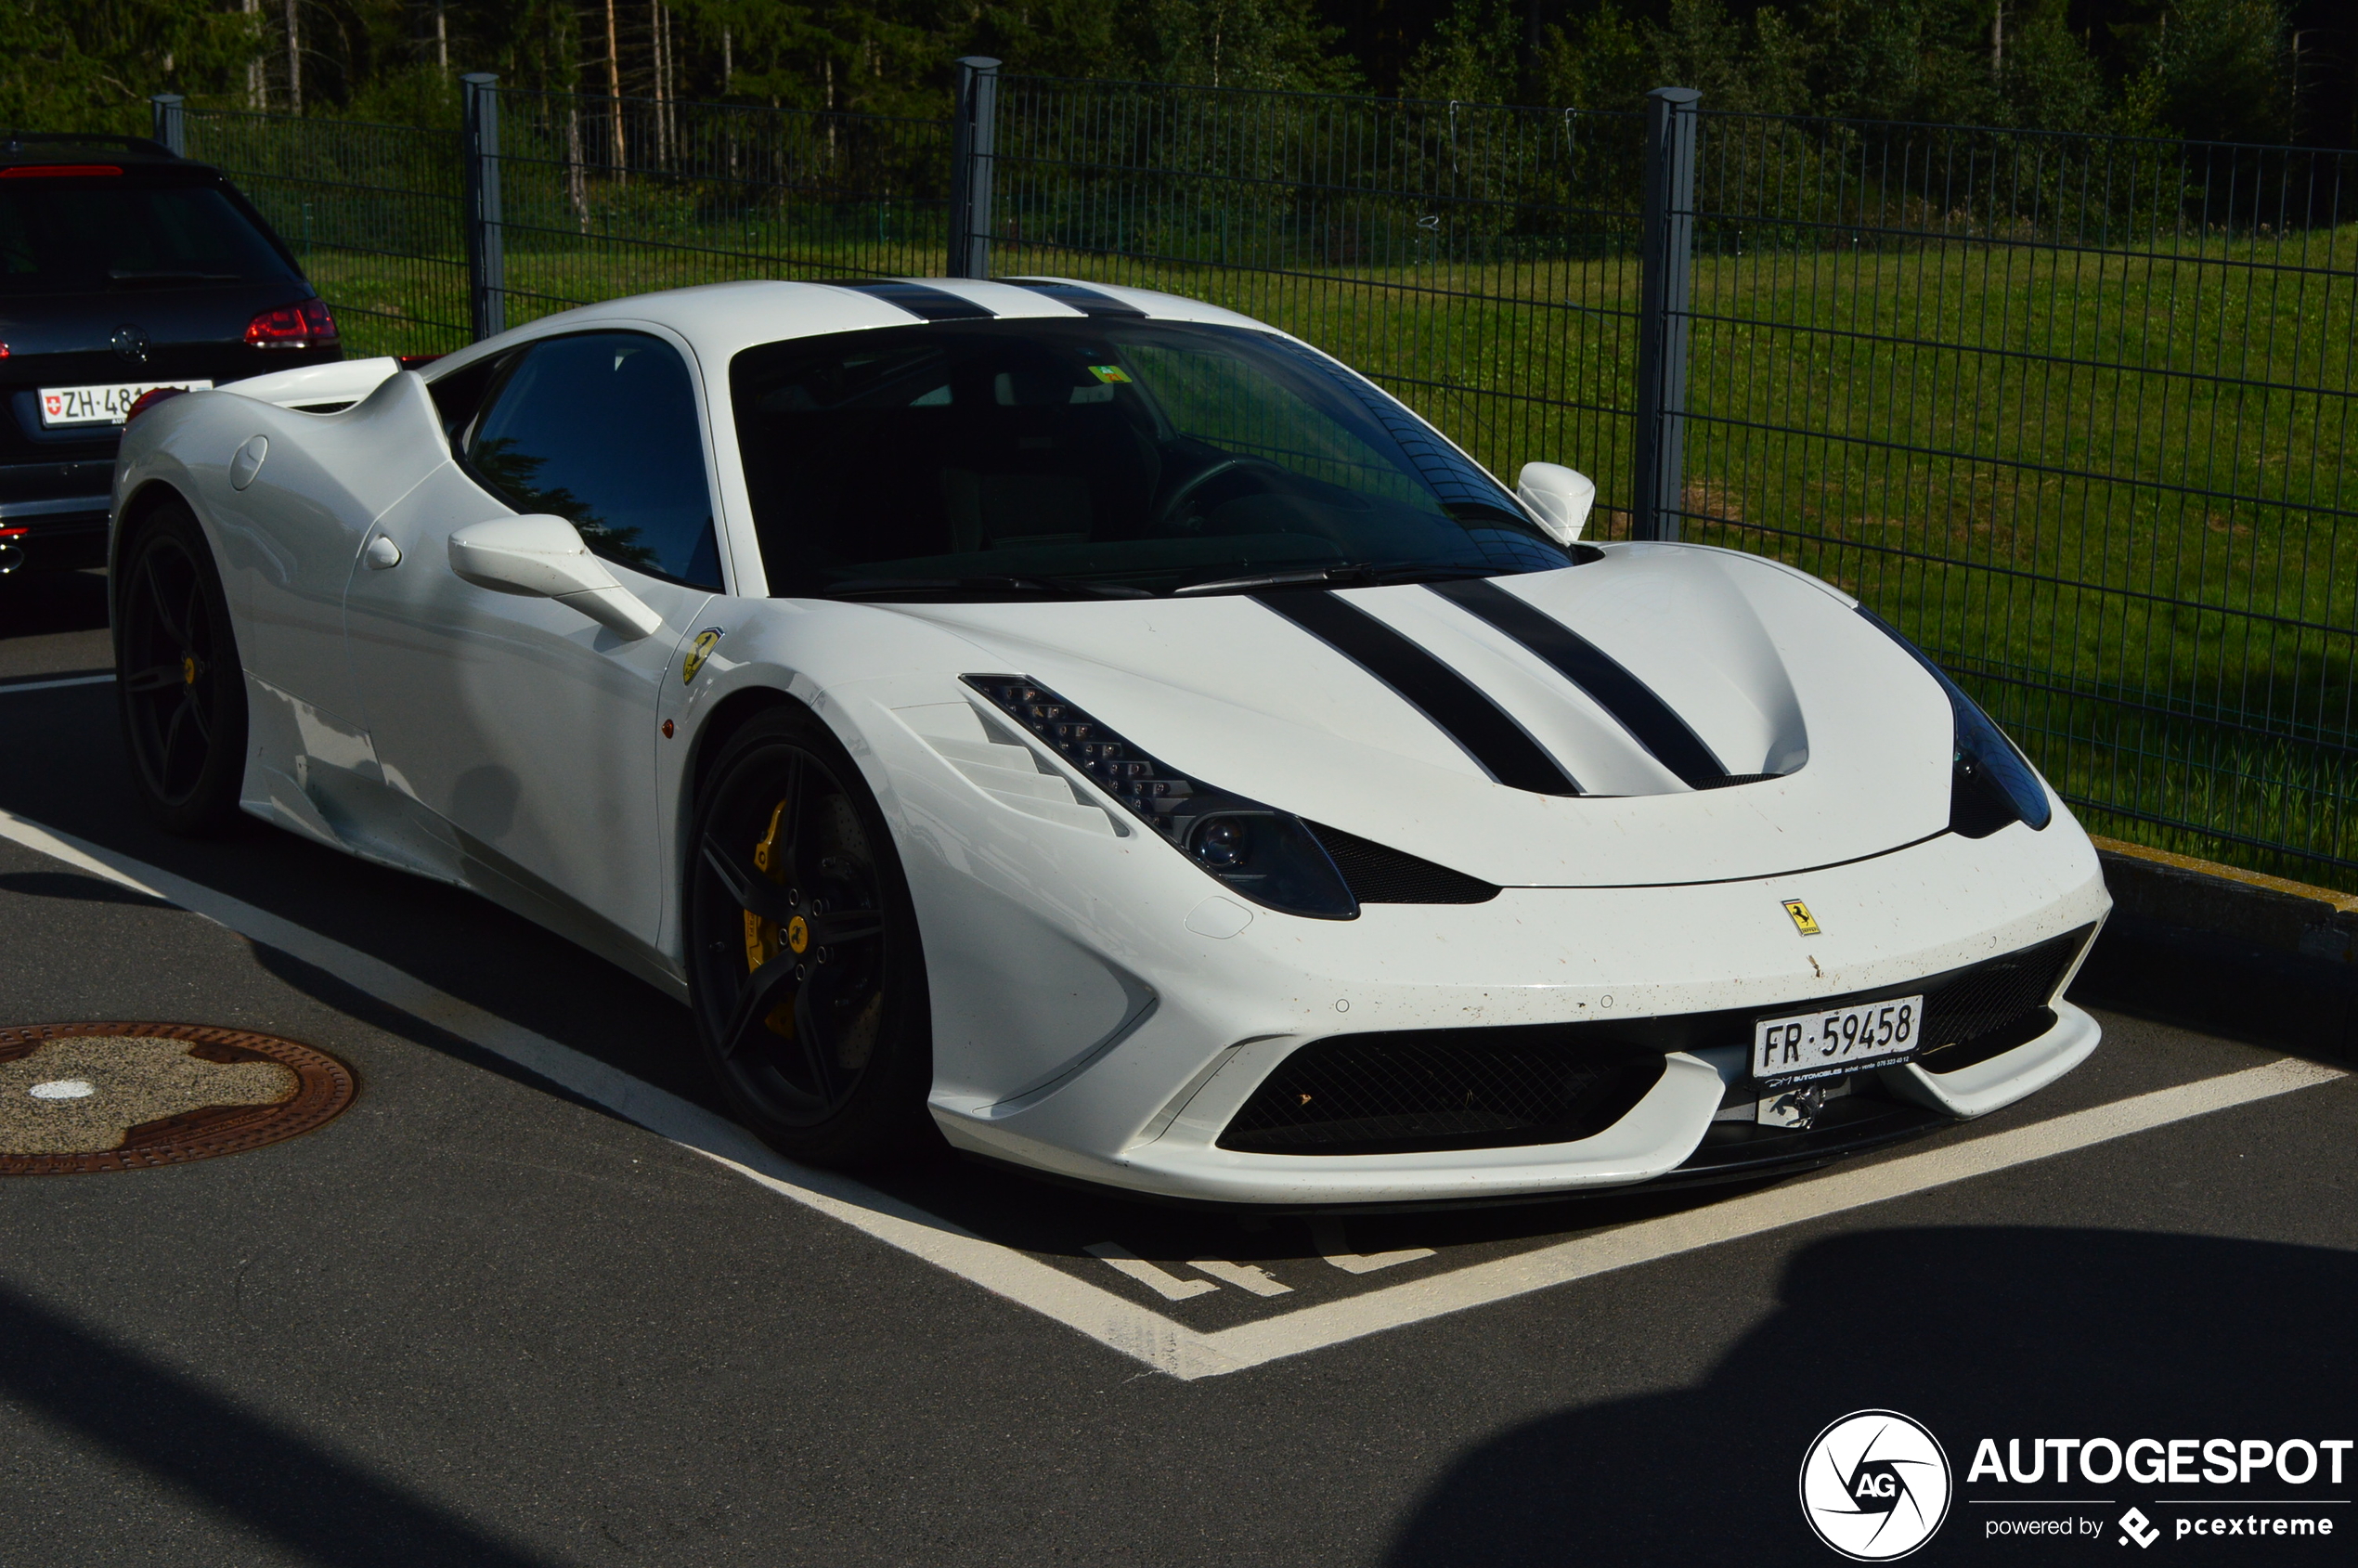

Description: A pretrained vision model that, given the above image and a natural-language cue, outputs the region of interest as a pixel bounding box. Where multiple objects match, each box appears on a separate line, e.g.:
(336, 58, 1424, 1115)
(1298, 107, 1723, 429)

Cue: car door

(343, 329, 721, 957)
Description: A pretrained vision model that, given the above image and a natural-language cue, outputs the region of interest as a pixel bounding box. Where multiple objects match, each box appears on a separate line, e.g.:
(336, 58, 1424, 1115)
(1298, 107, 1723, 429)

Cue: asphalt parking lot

(3, 565, 2353, 1567)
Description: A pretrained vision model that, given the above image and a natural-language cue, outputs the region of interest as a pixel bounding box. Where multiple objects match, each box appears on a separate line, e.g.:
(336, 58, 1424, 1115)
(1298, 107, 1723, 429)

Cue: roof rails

(0, 133, 175, 159)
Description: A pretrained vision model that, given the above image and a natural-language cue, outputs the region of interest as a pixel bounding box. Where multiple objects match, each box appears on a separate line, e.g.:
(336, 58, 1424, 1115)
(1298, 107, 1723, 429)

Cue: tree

(2116, 0, 2291, 143)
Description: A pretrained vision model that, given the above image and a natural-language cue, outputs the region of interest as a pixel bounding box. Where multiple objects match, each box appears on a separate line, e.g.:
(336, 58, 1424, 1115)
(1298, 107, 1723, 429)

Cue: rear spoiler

(221, 356, 401, 410)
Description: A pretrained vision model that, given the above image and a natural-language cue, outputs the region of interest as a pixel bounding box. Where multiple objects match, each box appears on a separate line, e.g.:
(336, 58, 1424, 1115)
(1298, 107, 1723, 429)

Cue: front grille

(1219, 1027, 1665, 1155)
(1916, 926, 2092, 1072)
(1305, 822, 1499, 904)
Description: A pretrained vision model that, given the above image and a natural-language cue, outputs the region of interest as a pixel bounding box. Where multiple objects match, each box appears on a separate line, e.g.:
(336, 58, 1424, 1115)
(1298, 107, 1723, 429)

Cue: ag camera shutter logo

(1800, 1410, 1953, 1561)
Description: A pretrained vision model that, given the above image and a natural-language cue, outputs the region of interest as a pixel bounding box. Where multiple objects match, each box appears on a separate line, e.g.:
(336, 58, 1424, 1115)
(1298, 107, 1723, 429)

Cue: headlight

(965, 676, 1359, 918)
(1857, 608, 2052, 836)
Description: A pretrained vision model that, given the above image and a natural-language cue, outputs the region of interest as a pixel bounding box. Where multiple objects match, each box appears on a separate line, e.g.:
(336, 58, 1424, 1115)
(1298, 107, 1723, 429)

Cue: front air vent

(895, 701, 1118, 836)
(1220, 1026, 1665, 1155)
(1916, 924, 2092, 1073)
(928, 733, 1120, 836)
(1304, 822, 1499, 904)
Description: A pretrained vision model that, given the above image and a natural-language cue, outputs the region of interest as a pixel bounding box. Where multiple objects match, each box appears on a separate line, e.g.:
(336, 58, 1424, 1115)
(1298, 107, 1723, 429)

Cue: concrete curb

(2092, 836, 2358, 966)
(2077, 836, 2358, 1062)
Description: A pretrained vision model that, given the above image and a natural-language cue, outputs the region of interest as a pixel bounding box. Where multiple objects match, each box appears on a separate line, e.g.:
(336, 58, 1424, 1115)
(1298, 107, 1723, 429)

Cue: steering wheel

(1149, 457, 1292, 534)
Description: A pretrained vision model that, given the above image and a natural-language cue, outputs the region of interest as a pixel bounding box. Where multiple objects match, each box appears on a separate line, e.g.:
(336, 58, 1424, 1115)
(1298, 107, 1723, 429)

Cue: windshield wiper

(1445, 499, 1541, 526)
(1170, 561, 1496, 597)
(821, 575, 1152, 601)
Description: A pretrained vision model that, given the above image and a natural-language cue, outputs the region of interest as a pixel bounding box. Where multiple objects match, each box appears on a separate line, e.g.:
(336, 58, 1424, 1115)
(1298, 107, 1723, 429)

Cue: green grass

(297, 217, 2358, 890)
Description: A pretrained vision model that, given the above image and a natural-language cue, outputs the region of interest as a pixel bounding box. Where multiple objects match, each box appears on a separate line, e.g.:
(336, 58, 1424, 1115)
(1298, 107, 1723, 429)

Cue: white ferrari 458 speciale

(109, 276, 2109, 1205)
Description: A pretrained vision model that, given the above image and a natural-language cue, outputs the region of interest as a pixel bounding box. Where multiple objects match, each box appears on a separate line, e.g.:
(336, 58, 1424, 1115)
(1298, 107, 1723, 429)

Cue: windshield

(0, 178, 298, 295)
(731, 318, 1576, 599)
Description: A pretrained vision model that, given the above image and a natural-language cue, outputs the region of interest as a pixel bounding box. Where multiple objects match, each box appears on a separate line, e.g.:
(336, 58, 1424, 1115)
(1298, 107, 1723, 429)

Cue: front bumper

(0, 495, 110, 574)
(0, 460, 115, 575)
(922, 817, 2110, 1206)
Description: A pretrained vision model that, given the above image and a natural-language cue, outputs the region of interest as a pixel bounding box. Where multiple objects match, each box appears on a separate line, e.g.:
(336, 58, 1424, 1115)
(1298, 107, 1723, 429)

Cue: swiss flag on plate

(44, 394, 60, 415)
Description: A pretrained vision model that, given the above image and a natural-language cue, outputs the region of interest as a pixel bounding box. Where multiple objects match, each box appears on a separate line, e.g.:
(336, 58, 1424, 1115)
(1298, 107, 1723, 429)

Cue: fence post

(149, 94, 186, 157)
(461, 72, 506, 340)
(948, 57, 1001, 279)
(1633, 86, 1700, 543)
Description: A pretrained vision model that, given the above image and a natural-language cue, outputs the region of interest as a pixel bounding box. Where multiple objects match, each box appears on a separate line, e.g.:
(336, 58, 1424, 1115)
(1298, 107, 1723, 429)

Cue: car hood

(878, 544, 1960, 888)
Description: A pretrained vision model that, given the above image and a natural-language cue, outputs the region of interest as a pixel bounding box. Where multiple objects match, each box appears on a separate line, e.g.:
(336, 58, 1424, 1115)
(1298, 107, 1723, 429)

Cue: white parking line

(1311, 1222, 1438, 1274)
(0, 806, 2344, 1381)
(0, 673, 114, 694)
(1086, 1243, 1219, 1301)
(1188, 1258, 1294, 1296)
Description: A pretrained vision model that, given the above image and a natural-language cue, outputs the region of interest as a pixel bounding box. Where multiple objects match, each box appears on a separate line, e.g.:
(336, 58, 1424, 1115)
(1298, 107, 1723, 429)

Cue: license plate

(1752, 994, 1926, 1086)
(37, 380, 213, 428)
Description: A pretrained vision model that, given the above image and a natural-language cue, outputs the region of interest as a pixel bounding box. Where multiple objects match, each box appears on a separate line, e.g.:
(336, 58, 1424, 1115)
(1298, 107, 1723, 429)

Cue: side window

(463, 330, 721, 589)
(428, 353, 506, 445)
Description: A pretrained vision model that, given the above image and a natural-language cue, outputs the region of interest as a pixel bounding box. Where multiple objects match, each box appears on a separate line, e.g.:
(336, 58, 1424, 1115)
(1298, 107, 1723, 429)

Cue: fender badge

(1782, 899, 1820, 937)
(682, 628, 723, 684)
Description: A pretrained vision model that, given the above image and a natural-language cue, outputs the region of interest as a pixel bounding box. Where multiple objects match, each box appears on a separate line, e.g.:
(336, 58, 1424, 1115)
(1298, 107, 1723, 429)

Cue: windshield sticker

(1086, 364, 1133, 383)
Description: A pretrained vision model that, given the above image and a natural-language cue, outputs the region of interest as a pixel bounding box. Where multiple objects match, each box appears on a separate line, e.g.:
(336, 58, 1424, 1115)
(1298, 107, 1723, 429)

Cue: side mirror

(1517, 462, 1597, 546)
(447, 514, 665, 640)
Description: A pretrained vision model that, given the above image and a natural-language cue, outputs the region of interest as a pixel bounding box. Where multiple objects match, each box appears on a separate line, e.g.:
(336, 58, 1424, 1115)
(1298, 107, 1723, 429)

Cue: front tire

(685, 707, 933, 1166)
(115, 501, 249, 836)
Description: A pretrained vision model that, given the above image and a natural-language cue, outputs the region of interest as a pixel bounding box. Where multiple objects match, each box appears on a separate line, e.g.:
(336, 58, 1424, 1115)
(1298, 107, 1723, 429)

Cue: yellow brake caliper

(742, 799, 797, 1037)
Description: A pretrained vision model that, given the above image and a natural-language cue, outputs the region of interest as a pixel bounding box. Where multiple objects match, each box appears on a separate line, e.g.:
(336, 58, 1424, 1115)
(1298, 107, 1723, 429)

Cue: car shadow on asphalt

(0, 682, 724, 1113)
(1381, 1226, 2358, 1566)
(2080, 916, 2358, 1069)
(0, 565, 108, 641)
(0, 1280, 564, 1568)
(0, 869, 176, 910)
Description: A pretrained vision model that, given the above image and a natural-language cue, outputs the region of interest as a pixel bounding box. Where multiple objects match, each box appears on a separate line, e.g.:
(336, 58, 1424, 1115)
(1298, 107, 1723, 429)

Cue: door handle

(364, 534, 402, 569)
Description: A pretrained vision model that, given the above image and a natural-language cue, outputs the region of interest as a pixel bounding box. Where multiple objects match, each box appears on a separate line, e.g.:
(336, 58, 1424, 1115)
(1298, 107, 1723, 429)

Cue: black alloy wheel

(685, 707, 932, 1164)
(116, 502, 249, 835)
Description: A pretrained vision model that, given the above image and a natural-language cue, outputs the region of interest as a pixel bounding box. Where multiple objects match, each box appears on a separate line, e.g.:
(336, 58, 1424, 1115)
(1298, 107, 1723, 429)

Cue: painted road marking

(0, 673, 114, 694)
(1188, 1259, 1294, 1297)
(0, 807, 2344, 1381)
(1312, 1222, 1438, 1274)
(1087, 1243, 1218, 1301)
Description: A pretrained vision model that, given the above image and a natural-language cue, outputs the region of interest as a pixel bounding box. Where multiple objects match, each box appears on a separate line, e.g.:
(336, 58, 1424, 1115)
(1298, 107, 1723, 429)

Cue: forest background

(5, 0, 2352, 151)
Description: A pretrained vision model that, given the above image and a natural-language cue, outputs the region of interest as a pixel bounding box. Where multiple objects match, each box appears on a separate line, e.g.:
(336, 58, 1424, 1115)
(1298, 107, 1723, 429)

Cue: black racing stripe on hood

(1004, 279, 1149, 317)
(829, 279, 997, 320)
(1430, 577, 1730, 788)
(1255, 590, 1582, 796)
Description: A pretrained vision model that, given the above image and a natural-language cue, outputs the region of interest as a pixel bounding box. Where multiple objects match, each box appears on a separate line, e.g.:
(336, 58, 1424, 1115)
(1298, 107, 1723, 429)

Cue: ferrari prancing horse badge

(1782, 899, 1820, 936)
(682, 628, 723, 683)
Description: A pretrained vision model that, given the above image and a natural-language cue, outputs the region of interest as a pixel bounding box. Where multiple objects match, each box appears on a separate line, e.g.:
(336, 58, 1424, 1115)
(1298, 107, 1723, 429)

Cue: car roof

(429, 278, 1281, 380)
(0, 134, 193, 171)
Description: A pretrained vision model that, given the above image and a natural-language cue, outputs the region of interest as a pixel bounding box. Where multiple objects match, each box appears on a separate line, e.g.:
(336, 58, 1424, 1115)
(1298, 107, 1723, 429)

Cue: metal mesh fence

(990, 76, 1648, 533)
(162, 81, 2358, 888)
(488, 89, 952, 328)
(1678, 116, 2358, 880)
(181, 107, 469, 356)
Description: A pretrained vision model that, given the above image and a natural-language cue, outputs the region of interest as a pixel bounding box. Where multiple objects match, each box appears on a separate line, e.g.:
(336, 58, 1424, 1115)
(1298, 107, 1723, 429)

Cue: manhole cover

(1, 1022, 355, 1175)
